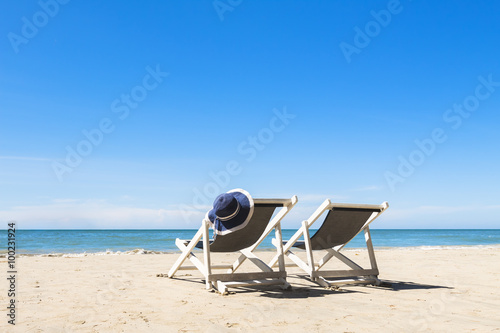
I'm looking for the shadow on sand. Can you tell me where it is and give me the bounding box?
[158,273,453,298]
[374,280,454,291]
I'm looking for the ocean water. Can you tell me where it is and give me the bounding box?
[1,229,500,256]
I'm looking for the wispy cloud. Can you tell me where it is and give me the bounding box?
[0,199,204,229]
[298,194,348,203]
[118,195,135,201]
[379,204,500,228]
[0,156,51,161]
[387,204,500,218]
[51,198,81,203]
[351,185,383,192]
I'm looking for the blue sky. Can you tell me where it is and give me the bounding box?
[1,0,499,229]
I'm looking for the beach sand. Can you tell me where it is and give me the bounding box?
[2,247,499,332]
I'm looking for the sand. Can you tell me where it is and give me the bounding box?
[2,247,499,332]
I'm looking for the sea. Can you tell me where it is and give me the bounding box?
[2,229,500,256]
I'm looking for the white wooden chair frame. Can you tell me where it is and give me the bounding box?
[168,196,298,294]
[269,200,389,288]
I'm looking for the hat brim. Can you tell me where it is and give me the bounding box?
[207,189,254,236]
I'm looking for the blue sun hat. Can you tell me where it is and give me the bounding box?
[206,189,254,236]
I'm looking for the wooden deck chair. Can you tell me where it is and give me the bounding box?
[168,196,298,294]
[269,200,389,288]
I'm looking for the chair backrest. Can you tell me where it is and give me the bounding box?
[296,207,382,250]
[203,203,283,252]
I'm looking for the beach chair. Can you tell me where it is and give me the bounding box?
[168,196,298,294]
[269,200,389,288]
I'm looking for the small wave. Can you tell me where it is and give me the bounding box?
[374,244,500,251]
[60,248,168,257]
[0,248,170,258]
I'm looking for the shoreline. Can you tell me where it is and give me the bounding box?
[2,243,500,257]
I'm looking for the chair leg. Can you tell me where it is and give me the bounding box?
[203,219,212,290]
[364,227,379,272]
[279,278,291,290]
[316,277,331,288]
[217,281,228,295]
[302,221,315,279]
[275,222,286,274]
